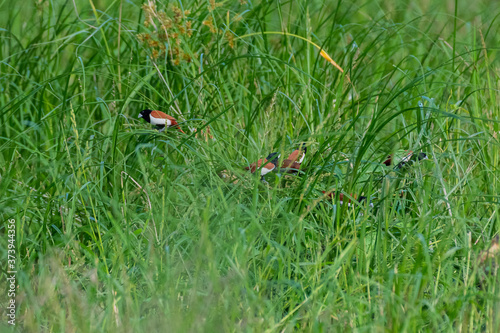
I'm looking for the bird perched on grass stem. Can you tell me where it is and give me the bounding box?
[395,152,427,170]
[138,109,185,133]
[383,150,427,170]
[245,152,280,181]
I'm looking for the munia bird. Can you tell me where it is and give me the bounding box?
[383,150,427,170]
[138,109,185,133]
[280,143,307,173]
[245,152,280,180]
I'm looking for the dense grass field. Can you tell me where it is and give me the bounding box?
[1,0,499,331]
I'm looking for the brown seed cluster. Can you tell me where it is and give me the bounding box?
[226,30,235,49]
[137,1,194,63]
[138,1,244,63]
[195,125,214,142]
[208,0,223,12]
[202,16,217,34]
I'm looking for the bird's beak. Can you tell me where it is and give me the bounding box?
[138,114,143,118]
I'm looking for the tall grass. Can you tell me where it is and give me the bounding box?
[1,0,499,331]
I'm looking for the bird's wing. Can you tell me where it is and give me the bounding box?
[286,150,300,162]
[382,155,392,166]
[280,158,302,173]
[165,114,177,122]
[394,150,415,170]
[263,161,275,169]
[399,150,414,163]
[246,159,265,173]
[245,162,256,173]
[260,162,276,175]
[150,110,169,119]
[150,111,182,130]
[149,110,168,126]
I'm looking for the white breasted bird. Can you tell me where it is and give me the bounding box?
[138,109,185,133]
[245,152,280,180]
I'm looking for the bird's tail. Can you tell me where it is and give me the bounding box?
[176,125,186,134]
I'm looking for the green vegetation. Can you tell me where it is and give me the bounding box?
[1,0,499,331]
